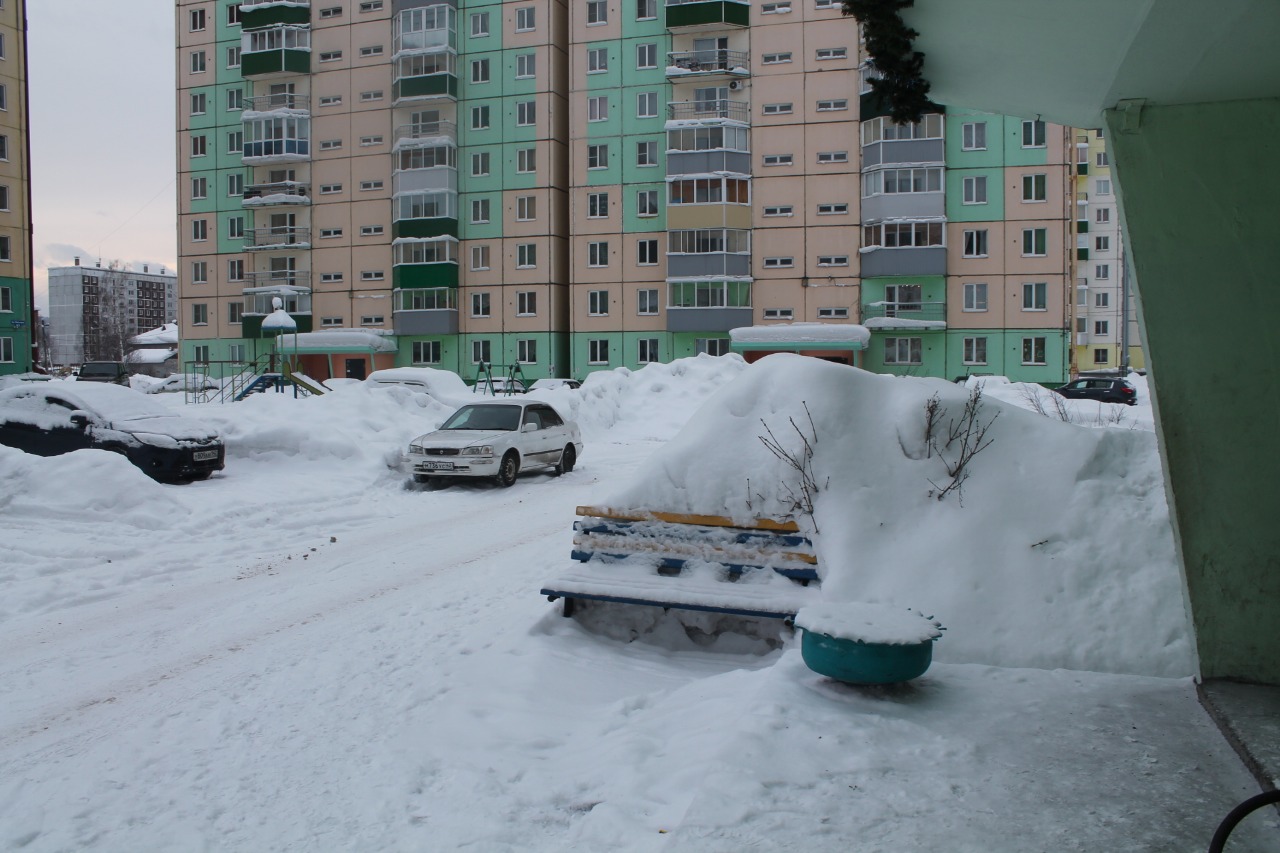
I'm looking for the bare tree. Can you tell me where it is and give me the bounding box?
[82,262,133,363]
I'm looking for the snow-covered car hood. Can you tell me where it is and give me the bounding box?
[107,416,222,444]
[410,428,510,448]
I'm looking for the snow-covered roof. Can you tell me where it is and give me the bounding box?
[125,348,178,365]
[861,317,947,331]
[130,323,179,346]
[273,329,397,353]
[729,322,871,347]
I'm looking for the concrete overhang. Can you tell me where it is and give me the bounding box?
[900,0,1280,128]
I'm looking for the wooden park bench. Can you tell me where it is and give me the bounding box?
[540,506,822,619]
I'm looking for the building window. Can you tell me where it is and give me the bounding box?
[587,144,608,170]
[516,339,537,364]
[193,345,210,363]
[471,11,490,36]
[962,175,987,204]
[359,45,384,57]
[471,245,490,270]
[763,205,793,217]
[414,341,442,364]
[636,91,658,118]
[227,130,243,154]
[763,257,793,269]
[360,225,384,236]
[517,243,537,268]
[192,261,209,284]
[763,103,793,116]
[1022,228,1048,257]
[515,7,535,30]
[359,315,385,326]
[696,338,732,356]
[638,288,659,315]
[817,307,849,319]
[360,90,384,102]
[961,121,987,151]
[319,95,341,107]
[359,1,383,10]
[360,135,384,147]
[1095,263,1111,280]
[760,2,792,13]
[192,304,209,326]
[190,51,206,74]
[1022,119,1047,148]
[588,95,609,122]
[962,229,988,258]
[228,216,244,238]
[191,135,207,157]
[359,180,384,191]
[0,136,7,160]
[320,139,344,151]
[883,337,922,365]
[1022,173,1047,202]
[1097,179,1112,195]
[228,302,244,325]
[471,105,491,129]
[588,192,609,218]
[762,52,792,64]
[319,316,343,327]
[191,177,207,200]
[636,140,657,166]
[817,255,849,267]
[516,147,536,173]
[637,0,657,19]
[471,292,491,317]
[1095,235,1111,252]
[638,338,659,363]
[1096,207,1111,224]
[862,167,942,196]
[816,203,848,215]
[1093,348,1109,365]
[517,291,537,316]
[629,191,656,219]
[1022,336,1047,365]
[189,8,206,30]
[320,183,342,194]
[472,339,492,364]
[471,198,490,224]
[762,154,793,167]
[516,53,536,79]
[963,337,988,365]
[963,282,988,311]
[1095,291,1110,309]
[471,58,490,84]
[816,99,848,111]
[635,238,660,265]
[815,47,847,59]
[588,289,609,314]
[587,47,608,73]
[585,241,610,268]
[816,151,848,164]
[1096,151,1109,167]
[587,0,608,25]
[1022,281,1048,311]
[636,43,657,69]
[192,219,208,241]
[472,152,491,176]
[228,260,244,281]
[588,339,610,364]
[1095,320,1110,336]
[227,47,242,69]
[320,6,343,18]
[360,271,386,282]
[318,51,343,62]
[321,273,344,283]
[516,195,537,221]
[320,228,343,239]
[516,100,536,126]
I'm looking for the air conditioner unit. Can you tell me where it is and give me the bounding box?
[728,80,742,90]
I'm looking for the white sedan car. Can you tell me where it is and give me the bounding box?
[406,400,583,487]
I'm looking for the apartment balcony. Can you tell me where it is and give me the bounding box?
[664,0,749,31]
[394,120,458,149]
[393,287,459,336]
[393,238,459,289]
[243,271,312,292]
[240,281,313,337]
[860,300,947,326]
[240,0,310,30]
[241,25,311,77]
[242,137,310,164]
[666,49,749,80]
[243,181,310,206]
[244,227,311,251]
[244,93,310,114]
[667,99,750,124]
[393,188,458,239]
[393,50,458,103]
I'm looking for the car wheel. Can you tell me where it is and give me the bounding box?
[496,452,519,487]
[554,444,576,476]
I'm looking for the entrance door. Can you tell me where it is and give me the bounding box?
[345,358,367,380]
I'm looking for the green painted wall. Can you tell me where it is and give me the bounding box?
[1105,97,1280,683]
[0,276,33,373]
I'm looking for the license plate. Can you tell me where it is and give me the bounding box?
[193,449,219,461]
[423,461,454,471]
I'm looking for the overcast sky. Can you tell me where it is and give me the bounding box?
[28,0,177,311]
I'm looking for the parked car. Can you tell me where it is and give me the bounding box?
[0,382,226,482]
[144,373,221,395]
[76,361,130,385]
[0,372,52,391]
[1054,377,1137,406]
[365,367,470,399]
[527,378,582,391]
[473,376,526,396]
[405,400,582,487]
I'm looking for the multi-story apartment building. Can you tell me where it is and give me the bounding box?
[177,0,1076,386]
[47,262,179,366]
[0,0,33,376]
[1071,126,1144,374]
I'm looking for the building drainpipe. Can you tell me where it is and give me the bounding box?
[19,0,36,370]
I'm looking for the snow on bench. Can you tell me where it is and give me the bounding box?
[541,506,822,619]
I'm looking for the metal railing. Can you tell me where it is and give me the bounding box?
[245,93,310,112]
[667,49,749,74]
[244,227,311,249]
[861,301,947,322]
[243,270,312,288]
[394,121,458,146]
[668,99,750,123]
[243,182,310,203]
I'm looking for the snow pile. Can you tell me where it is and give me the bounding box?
[600,355,1192,676]
[794,602,943,645]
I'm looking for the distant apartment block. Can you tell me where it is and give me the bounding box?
[47,261,178,366]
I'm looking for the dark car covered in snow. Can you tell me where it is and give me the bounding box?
[0,383,225,482]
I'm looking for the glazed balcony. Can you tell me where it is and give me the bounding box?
[244,93,310,114]
[666,49,749,79]
[240,1,311,30]
[242,115,310,164]
[393,287,459,336]
[393,50,458,103]
[243,181,310,206]
[394,120,458,149]
[241,25,311,77]
[244,226,311,251]
[667,98,749,123]
[664,0,749,31]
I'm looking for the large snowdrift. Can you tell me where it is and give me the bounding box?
[601,355,1193,677]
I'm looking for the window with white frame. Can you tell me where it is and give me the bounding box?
[587,144,608,169]
[471,245,490,270]
[227,216,244,238]
[763,103,793,116]
[588,243,609,268]
[1095,291,1110,308]
[320,183,342,194]
[636,140,657,166]
[962,121,987,150]
[360,225,384,236]
[192,303,209,325]
[318,50,342,61]
[516,147,536,173]
[962,229,988,258]
[360,135,384,146]
[227,130,243,153]
[470,11,490,36]
[193,345,210,363]
[763,154,793,166]
[860,114,944,144]
[1022,228,1048,256]
[320,139,343,151]
[815,47,847,59]
[588,289,609,314]
[319,94,341,107]
[637,239,659,265]
[191,135,207,157]
[638,338,659,363]
[361,271,385,281]
[471,105,490,129]
[517,291,537,316]
[963,336,988,365]
[587,0,607,24]
[1096,207,1111,224]
[516,195,536,221]
[1022,281,1047,311]
[587,47,608,72]
[190,51,206,74]
[763,257,793,268]
[517,339,537,364]
[226,88,244,110]
[359,179,383,191]
[471,292,491,317]
[763,205,793,217]
[471,58,489,83]
[817,255,849,267]
[636,91,657,118]
[1095,263,1110,279]
[191,176,207,199]
[1092,348,1108,365]
[516,100,536,125]
[472,151,491,175]
[517,243,537,268]
[963,282,988,311]
[1096,151,1109,167]
[190,8,206,30]
[472,340,491,364]
[636,0,657,18]
[360,1,383,10]
[321,272,344,283]
[1022,173,1047,202]
[818,307,849,319]
[696,338,732,356]
[228,302,243,325]
[1096,179,1112,195]
[414,341,441,364]
[471,198,490,224]
[515,6,535,30]
[227,46,241,67]
[516,53,536,79]
[816,151,848,164]
[762,52,792,64]
[360,45,384,57]
[637,288,659,315]
[320,316,343,327]
[191,261,208,284]
[962,175,987,204]
[636,43,657,69]
[1022,119,1047,148]
[588,96,608,122]
[319,6,342,18]
[1022,336,1047,365]
[228,4,242,24]
[637,189,658,217]
[817,202,848,215]
[360,90,383,101]
[227,259,244,281]
[761,2,791,13]
[1095,235,1111,252]
[588,192,609,218]
[883,337,922,365]
[588,339,610,364]
[816,99,848,112]
[192,219,208,241]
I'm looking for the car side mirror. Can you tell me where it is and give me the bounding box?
[70,412,90,429]
[522,422,538,432]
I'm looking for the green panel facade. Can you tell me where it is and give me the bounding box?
[664,1,749,30]
[394,217,459,239]
[0,276,33,373]
[945,167,1004,222]
[241,5,311,28]
[394,73,458,101]
[393,264,461,290]
[241,48,310,78]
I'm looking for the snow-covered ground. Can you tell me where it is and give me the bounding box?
[0,357,1271,851]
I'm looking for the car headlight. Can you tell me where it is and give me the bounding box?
[408,445,426,455]
[461,445,493,457]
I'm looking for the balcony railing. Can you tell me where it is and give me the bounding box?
[244,227,311,250]
[243,271,312,289]
[394,121,458,147]
[666,49,749,74]
[245,93,310,112]
[667,99,750,123]
[861,301,947,322]
[243,181,310,205]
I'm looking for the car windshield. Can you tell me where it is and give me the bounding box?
[80,364,120,377]
[440,404,522,431]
